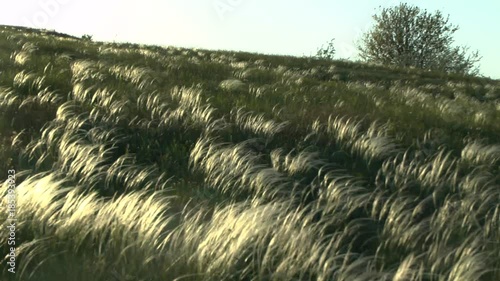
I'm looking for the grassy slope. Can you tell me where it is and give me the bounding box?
[0,25,499,280]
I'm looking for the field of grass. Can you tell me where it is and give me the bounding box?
[0,25,499,281]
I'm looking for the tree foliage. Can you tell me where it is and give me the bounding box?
[82,34,93,41]
[357,3,481,75]
[316,38,336,60]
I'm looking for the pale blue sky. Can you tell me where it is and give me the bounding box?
[1,0,498,79]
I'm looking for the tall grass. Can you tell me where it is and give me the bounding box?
[1,25,499,280]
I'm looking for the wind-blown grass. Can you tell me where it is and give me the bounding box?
[1,25,499,280]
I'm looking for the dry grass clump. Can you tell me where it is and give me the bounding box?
[170,85,203,109]
[232,107,290,140]
[10,42,38,66]
[190,136,292,200]
[108,64,155,90]
[1,173,179,280]
[321,116,401,164]
[71,60,107,83]
[461,140,500,166]
[270,149,326,176]
[0,86,20,109]
[219,79,247,92]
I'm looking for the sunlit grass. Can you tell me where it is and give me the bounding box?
[1,25,499,281]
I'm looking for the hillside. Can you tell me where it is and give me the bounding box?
[0,25,499,281]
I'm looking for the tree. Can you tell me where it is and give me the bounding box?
[316,38,336,60]
[357,3,481,75]
[81,34,93,41]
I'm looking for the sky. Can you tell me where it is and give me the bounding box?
[1,0,499,79]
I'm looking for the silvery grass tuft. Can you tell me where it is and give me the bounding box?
[325,116,402,164]
[189,136,291,199]
[10,42,38,66]
[219,79,247,92]
[170,85,203,109]
[108,64,155,90]
[13,70,38,91]
[232,107,290,141]
[461,140,500,167]
[0,87,20,108]
[104,153,172,192]
[270,148,326,176]
[70,60,104,83]
[1,173,180,280]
